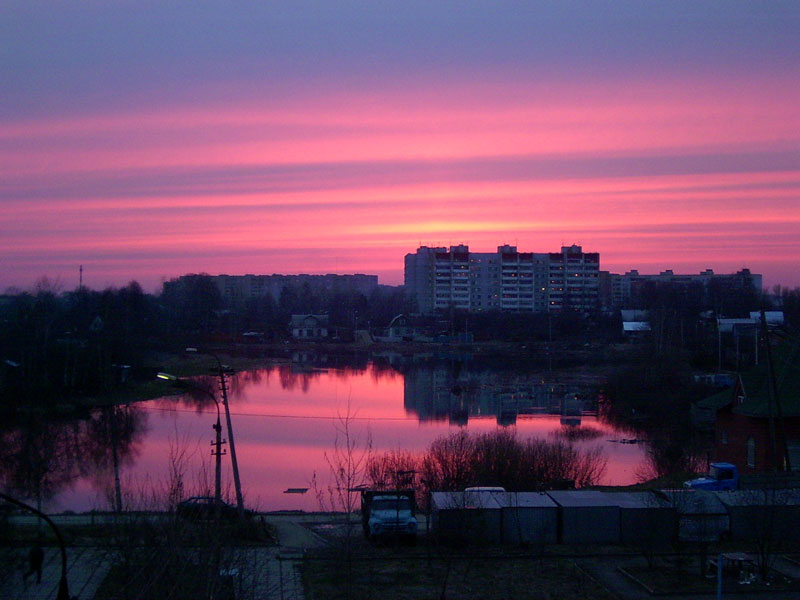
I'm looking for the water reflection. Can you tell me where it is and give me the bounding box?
[598,390,709,482]
[403,366,597,426]
[3,359,659,513]
[0,405,145,511]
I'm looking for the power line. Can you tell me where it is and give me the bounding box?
[139,404,645,427]
[140,405,419,421]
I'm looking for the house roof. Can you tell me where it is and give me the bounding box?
[290,314,329,327]
[697,385,738,413]
[735,344,800,417]
[698,340,800,418]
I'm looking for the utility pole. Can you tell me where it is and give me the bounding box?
[186,348,245,519]
[157,372,226,513]
[217,364,244,518]
[212,415,225,513]
[760,309,790,471]
[110,406,123,513]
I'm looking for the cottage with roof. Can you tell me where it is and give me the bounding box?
[696,340,800,473]
[290,314,329,340]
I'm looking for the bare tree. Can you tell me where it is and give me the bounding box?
[312,398,372,600]
[733,487,789,582]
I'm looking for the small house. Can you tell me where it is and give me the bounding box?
[696,343,800,473]
[290,314,329,340]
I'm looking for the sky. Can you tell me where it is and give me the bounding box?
[1,1,799,292]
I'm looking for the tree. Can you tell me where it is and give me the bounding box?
[313,400,372,599]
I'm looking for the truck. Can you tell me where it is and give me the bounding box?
[360,489,418,542]
[684,462,740,491]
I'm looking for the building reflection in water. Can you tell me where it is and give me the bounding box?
[2,358,656,513]
[403,366,598,427]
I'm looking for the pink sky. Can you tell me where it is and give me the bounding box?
[1,4,798,292]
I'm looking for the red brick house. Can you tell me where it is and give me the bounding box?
[699,343,800,473]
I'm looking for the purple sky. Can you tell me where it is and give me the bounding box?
[2,2,799,292]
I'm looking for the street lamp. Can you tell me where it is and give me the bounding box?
[184,348,245,519]
[156,372,225,513]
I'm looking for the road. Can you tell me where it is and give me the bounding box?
[1,512,331,600]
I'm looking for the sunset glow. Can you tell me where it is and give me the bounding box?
[2,3,799,291]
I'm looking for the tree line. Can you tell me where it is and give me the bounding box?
[2,272,797,409]
[365,430,607,507]
[0,275,409,408]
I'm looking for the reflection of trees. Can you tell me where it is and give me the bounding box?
[218,363,403,395]
[550,425,603,442]
[601,390,709,483]
[226,369,265,399]
[278,365,315,392]
[84,406,146,473]
[599,380,709,483]
[0,419,78,511]
[83,405,147,508]
[602,400,707,483]
[0,407,146,511]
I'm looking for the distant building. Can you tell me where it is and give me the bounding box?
[164,273,378,307]
[290,314,329,340]
[603,268,762,310]
[378,314,441,342]
[404,244,598,314]
[547,244,600,312]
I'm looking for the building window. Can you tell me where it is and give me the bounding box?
[721,430,728,445]
[747,437,756,468]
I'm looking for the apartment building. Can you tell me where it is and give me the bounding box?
[164,273,378,307]
[404,244,598,314]
[604,268,762,309]
[547,245,600,312]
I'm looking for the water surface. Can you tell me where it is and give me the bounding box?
[7,362,650,513]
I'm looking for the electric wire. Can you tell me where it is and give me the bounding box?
[138,404,421,421]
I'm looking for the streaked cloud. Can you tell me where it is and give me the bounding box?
[0,2,798,290]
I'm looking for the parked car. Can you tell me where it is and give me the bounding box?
[176,496,252,521]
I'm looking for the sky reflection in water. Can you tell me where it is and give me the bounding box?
[52,364,648,512]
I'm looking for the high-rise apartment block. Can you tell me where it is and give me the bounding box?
[604,268,762,309]
[404,244,599,314]
[164,273,378,307]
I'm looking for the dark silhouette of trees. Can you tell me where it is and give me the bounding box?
[160,273,222,336]
[0,281,160,408]
[241,294,278,337]
[367,430,607,502]
[772,285,800,329]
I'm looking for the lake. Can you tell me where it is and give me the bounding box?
[4,359,651,513]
